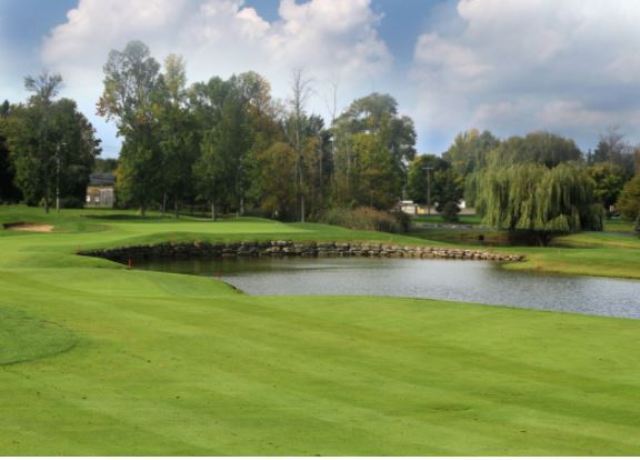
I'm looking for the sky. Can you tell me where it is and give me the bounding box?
[1,0,640,158]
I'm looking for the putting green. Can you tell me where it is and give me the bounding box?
[1,206,639,455]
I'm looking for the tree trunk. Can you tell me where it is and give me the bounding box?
[300,195,305,223]
[162,192,167,215]
[140,205,146,217]
[44,183,50,214]
[210,201,216,221]
[174,198,179,219]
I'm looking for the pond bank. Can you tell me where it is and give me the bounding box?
[80,240,525,263]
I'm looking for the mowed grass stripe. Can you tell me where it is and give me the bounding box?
[1,205,640,454]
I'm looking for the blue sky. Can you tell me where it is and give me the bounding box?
[2,0,640,158]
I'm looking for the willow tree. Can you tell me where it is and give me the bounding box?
[477,163,602,245]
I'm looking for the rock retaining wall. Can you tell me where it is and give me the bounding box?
[80,240,525,263]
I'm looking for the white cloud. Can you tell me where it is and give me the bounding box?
[410,0,640,151]
[41,0,392,155]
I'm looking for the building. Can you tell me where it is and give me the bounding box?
[86,173,115,208]
[397,199,469,216]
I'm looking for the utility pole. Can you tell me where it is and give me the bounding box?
[423,166,433,217]
[55,141,66,213]
[55,143,61,213]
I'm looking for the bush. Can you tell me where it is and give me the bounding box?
[61,196,85,209]
[441,201,460,222]
[321,207,409,233]
[616,175,640,221]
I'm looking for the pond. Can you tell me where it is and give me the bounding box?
[136,257,640,319]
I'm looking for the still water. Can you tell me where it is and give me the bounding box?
[137,257,640,319]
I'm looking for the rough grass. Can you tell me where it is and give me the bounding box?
[1,205,640,455]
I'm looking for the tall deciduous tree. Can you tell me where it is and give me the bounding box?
[6,75,99,210]
[442,129,499,177]
[615,175,640,222]
[98,40,161,215]
[587,162,626,214]
[286,69,313,222]
[252,141,298,219]
[0,100,21,202]
[331,93,416,209]
[487,132,582,168]
[193,92,250,219]
[592,127,635,179]
[157,54,197,217]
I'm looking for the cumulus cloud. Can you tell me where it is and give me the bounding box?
[411,0,640,151]
[41,0,391,154]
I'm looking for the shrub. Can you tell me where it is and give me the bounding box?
[61,196,85,209]
[441,201,460,222]
[616,175,640,221]
[321,207,409,233]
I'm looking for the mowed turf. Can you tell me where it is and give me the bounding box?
[1,206,640,455]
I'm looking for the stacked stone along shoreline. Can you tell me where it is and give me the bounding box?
[80,240,525,263]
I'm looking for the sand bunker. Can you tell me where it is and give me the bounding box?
[3,222,54,232]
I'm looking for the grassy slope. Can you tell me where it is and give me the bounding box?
[1,205,640,455]
[409,214,640,280]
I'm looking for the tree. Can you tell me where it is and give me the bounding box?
[98,40,161,215]
[156,54,198,217]
[592,127,635,179]
[0,100,21,202]
[93,158,118,174]
[252,142,298,219]
[442,129,499,177]
[616,175,640,221]
[477,163,602,245]
[5,75,99,210]
[488,132,582,168]
[587,162,626,214]
[286,69,313,222]
[193,92,251,219]
[331,93,416,208]
[407,155,463,213]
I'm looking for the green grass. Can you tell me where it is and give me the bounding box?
[1,205,640,455]
[413,213,482,225]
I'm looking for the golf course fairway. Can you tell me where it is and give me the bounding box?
[1,206,639,455]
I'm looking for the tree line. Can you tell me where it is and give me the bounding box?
[1,39,639,239]
[95,40,416,220]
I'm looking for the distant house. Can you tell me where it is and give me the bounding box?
[86,173,115,208]
[397,199,469,216]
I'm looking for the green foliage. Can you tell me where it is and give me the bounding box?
[4,82,99,210]
[0,103,21,203]
[441,201,460,222]
[251,141,297,219]
[615,175,640,221]
[488,131,582,168]
[442,129,499,177]
[407,154,463,210]
[332,93,415,209]
[477,163,602,245]
[587,162,626,213]
[194,93,251,218]
[591,128,635,179]
[93,157,118,174]
[321,206,407,233]
[98,41,162,215]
